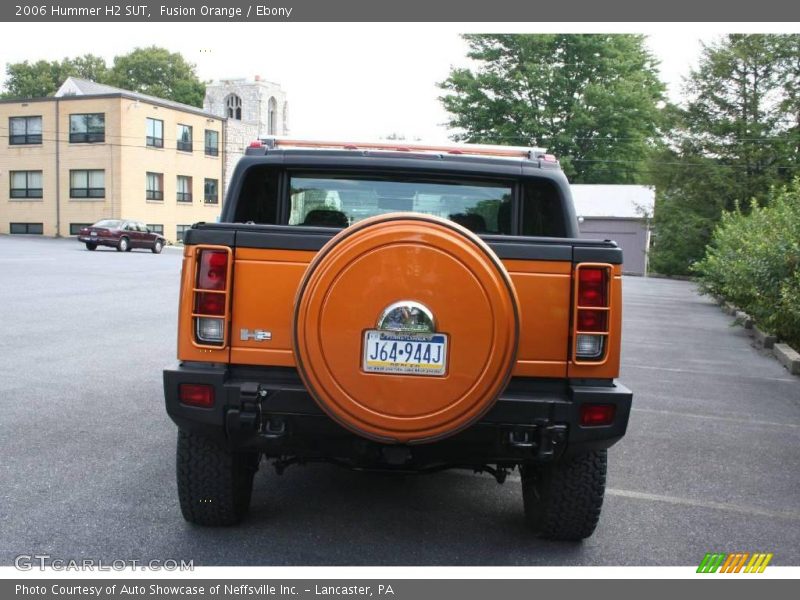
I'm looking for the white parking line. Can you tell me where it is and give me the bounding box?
[624,363,798,383]
[452,472,800,521]
[605,488,800,522]
[631,407,800,429]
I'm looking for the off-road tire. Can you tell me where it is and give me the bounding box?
[520,450,607,541]
[85,242,97,251]
[176,429,260,526]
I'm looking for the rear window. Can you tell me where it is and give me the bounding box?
[93,219,122,228]
[231,166,567,237]
[289,175,511,233]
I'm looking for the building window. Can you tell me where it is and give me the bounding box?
[176,175,192,202]
[9,222,43,235]
[146,172,164,201]
[205,129,219,156]
[9,116,42,145]
[70,170,105,198]
[226,94,242,120]
[268,97,277,135]
[204,178,219,204]
[176,224,191,242]
[147,224,164,235]
[69,223,92,235]
[69,113,105,143]
[177,124,193,152]
[146,118,164,148]
[10,171,43,199]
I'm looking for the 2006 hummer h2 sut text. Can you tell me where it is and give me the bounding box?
[164,138,632,540]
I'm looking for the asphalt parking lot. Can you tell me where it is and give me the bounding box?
[1,235,798,566]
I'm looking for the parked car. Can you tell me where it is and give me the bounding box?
[77,219,165,253]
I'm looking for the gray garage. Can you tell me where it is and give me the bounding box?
[570,185,655,276]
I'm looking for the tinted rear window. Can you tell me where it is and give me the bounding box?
[289,175,511,233]
[521,179,567,237]
[231,166,567,237]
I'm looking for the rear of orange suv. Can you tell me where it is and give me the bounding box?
[164,139,632,540]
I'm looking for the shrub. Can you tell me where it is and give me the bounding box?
[693,179,800,349]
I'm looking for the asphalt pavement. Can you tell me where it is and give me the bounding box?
[0,235,798,566]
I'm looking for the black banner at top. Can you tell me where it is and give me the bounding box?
[1,0,799,22]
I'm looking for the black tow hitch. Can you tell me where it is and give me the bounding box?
[507,421,567,460]
[226,382,265,439]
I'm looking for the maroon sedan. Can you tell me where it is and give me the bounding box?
[77,219,166,253]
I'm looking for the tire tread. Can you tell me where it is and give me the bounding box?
[521,450,607,541]
[176,430,258,526]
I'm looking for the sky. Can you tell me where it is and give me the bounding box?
[0,22,798,142]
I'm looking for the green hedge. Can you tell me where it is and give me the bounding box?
[693,179,800,350]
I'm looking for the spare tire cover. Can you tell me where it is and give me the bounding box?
[293,213,519,444]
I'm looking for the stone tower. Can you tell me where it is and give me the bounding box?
[204,75,289,192]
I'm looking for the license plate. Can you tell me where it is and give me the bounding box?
[363,330,448,376]
[90,232,97,236]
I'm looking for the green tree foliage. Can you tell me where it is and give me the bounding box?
[1,54,108,98]
[2,47,205,107]
[106,46,205,107]
[694,179,800,348]
[439,34,666,183]
[650,34,800,275]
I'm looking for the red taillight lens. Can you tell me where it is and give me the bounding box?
[577,309,607,332]
[195,291,225,316]
[179,383,215,408]
[197,250,228,291]
[578,268,607,307]
[580,403,615,426]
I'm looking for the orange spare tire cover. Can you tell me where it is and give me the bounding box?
[293,213,519,444]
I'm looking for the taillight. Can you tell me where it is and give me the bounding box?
[580,403,615,426]
[194,291,225,315]
[574,264,611,362]
[192,246,231,347]
[197,250,229,291]
[179,383,215,408]
[578,268,607,306]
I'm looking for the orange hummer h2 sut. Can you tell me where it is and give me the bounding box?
[164,138,633,540]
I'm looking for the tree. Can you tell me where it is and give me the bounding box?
[438,34,666,183]
[650,34,800,275]
[2,47,206,107]
[1,54,108,98]
[106,46,205,107]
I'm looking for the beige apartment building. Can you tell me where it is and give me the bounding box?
[0,78,224,242]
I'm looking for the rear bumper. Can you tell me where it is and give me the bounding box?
[78,236,114,245]
[164,363,632,468]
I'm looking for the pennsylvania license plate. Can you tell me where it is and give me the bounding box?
[362,330,448,376]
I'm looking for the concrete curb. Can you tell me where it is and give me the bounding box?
[735,310,754,329]
[773,343,800,375]
[752,326,778,349]
[713,296,798,376]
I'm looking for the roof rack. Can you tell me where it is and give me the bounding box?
[249,136,555,162]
